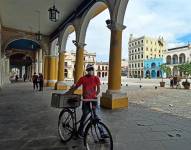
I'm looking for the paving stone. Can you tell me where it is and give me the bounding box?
[1,82,191,150]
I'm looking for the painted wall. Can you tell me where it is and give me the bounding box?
[144,58,165,78]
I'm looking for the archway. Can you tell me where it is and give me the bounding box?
[157,70,161,78]
[146,70,150,78]
[151,70,156,78]
[151,62,156,68]
[5,39,40,81]
[179,53,186,64]
[166,55,171,64]
[172,54,178,64]
[81,1,110,83]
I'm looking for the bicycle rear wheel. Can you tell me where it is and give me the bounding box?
[58,108,74,142]
[84,121,113,150]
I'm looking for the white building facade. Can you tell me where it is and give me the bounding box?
[164,44,191,76]
[64,50,96,80]
[96,62,109,78]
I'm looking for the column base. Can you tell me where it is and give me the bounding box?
[44,80,48,87]
[47,80,57,87]
[100,91,128,109]
[55,82,70,90]
[74,89,83,95]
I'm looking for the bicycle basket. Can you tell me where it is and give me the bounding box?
[51,93,81,108]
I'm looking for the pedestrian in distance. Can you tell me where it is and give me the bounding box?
[32,72,38,91]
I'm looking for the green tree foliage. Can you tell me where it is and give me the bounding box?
[160,64,171,78]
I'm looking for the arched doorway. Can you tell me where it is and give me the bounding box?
[5,39,40,81]
[9,53,33,80]
[157,70,161,78]
[166,55,171,64]
[172,54,178,64]
[151,70,156,78]
[179,53,186,64]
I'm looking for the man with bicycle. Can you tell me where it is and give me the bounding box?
[66,64,108,138]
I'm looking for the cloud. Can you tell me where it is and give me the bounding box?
[67,0,191,61]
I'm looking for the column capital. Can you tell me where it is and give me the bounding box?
[59,51,66,54]
[72,40,86,48]
[106,20,126,31]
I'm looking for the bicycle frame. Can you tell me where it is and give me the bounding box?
[67,101,98,136]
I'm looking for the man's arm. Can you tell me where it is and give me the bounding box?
[65,84,78,94]
[65,77,83,94]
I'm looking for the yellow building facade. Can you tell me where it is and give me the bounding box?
[128,35,166,78]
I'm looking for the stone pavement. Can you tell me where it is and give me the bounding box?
[1,82,191,150]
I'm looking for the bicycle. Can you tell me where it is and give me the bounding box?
[57,96,113,150]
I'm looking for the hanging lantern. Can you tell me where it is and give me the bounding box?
[48,5,60,22]
[36,31,42,41]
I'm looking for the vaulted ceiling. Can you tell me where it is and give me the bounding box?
[0,0,84,35]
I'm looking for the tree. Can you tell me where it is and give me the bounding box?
[160,64,171,82]
[177,62,191,80]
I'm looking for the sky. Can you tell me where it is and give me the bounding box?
[66,0,191,62]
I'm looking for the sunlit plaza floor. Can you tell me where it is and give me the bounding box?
[1,80,191,150]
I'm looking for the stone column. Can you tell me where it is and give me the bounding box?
[55,52,69,90]
[74,42,86,83]
[38,49,43,74]
[100,22,128,109]
[43,56,48,86]
[35,51,39,74]
[46,56,58,87]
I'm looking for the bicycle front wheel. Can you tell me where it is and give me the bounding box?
[58,108,74,142]
[84,121,113,150]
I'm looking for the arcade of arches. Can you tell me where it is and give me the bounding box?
[0,0,129,109]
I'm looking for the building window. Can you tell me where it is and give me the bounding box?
[135,42,137,45]
[138,41,140,44]
[141,40,143,43]
[141,47,143,51]
[146,47,148,51]
[135,55,137,59]
[146,56,148,59]
[151,48,152,51]
[138,55,140,59]
[138,63,140,67]
[65,62,68,67]
[141,54,143,58]
[138,48,140,51]
[132,64,134,68]
[141,63,143,67]
[135,64,137,68]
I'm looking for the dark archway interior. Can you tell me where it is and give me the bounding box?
[7,39,40,80]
